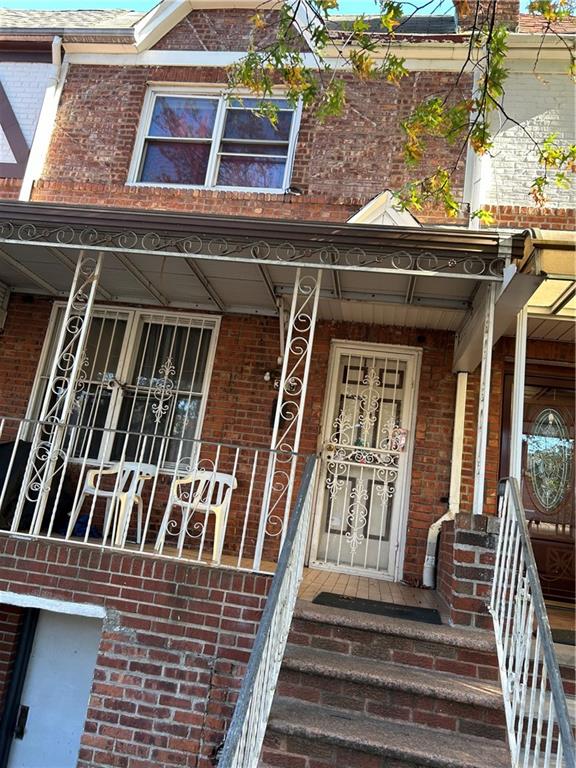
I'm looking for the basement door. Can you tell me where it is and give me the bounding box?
[7,611,101,768]
[309,343,421,580]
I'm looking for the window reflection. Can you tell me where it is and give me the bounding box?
[137,93,296,190]
[525,408,574,512]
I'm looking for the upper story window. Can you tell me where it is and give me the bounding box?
[129,89,301,192]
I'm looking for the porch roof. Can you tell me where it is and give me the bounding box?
[0,200,541,340]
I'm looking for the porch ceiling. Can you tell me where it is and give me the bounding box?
[0,199,532,334]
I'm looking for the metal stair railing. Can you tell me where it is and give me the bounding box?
[217,455,318,768]
[490,477,575,768]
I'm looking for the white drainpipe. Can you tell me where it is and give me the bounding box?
[422,370,468,587]
[19,35,64,202]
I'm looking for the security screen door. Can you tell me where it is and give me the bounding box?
[310,343,420,580]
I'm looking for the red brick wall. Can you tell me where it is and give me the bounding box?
[436,512,499,629]
[436,519,454,614]
[32,64,470,220]
[457,0,520,31]
[486,205,576,231]
[0,179,22,200]
[152,9,289,51]
[0,294,54,419]
[0,294,572,583]
[0,603,23,718]
[0,536,271,768]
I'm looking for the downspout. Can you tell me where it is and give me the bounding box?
[19,35,64,202]
[422,370,468,587]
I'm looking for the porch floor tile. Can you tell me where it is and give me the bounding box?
[298,567,440,610]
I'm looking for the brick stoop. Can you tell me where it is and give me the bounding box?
[260,600,511,768]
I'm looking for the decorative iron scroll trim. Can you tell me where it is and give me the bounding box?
[0,219,506,279]
[151,356,176,425]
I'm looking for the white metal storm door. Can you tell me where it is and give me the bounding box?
[310,343,421,579]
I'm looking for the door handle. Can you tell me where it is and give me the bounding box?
[14,704,29,739]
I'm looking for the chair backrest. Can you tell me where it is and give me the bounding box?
[174,470,237,508]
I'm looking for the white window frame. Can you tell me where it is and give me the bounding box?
[127,84,303,194]
[26,304,221,467]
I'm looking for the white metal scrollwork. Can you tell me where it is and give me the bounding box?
[12,251,102,535]
[253,269,322,570]
[151,356,176,425]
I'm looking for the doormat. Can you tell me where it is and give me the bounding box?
[312,592,442,625]
[551,628,575,647]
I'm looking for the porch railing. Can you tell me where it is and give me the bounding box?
[217,455,317,768]
[0,415,309,573]
[490,477,575,768]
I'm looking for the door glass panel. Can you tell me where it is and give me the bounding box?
[526,408,573,512]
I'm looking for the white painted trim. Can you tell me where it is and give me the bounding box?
[449,370,468,517]
[472,282,496,516]
[0,590,106,618]
[127,84,302,193]
[348,190,421,227]
[65,49,473,73]
[509,307,528,478]
[308,339,422,582]
[19,58,68,202]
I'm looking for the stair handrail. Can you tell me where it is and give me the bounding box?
[490,477,575,768]
[217,454,318,768]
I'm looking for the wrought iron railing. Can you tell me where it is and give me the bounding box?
[490,478,575,768]
[217,455,317,768]
[0,415,308,573]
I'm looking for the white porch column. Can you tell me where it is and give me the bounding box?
[509,307,528,478]
[449,371,469,516]
[253,268,322,570]
[13,251,103,534]
[472,282,496,516]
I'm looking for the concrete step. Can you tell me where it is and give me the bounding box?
[289,599,500,682]
[290,600,576,695]
[262,697,512,768]
[278,643,507,740]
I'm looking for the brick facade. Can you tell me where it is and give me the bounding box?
[34,64,470,217]
[0,603,22,718]
[457,0,520,31]
[152,9,288,52]
[437,513,500,629]
[0,536,270,768]
[0,293,460,585]
[0,289,573,583]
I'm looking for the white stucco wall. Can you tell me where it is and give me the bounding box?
[0,62,52,164]
[483,72,575,209]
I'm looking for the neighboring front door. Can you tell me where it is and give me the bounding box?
[502,371,575,602]
[310,342,421,580]
[7,611,101,768]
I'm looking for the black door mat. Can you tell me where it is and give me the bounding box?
[551,629,575,646]
[311,592,442,625]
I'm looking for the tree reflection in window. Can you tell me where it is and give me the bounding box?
[525,408,574,512]
[137,93,295,190]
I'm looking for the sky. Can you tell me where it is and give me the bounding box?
[0,0,534,15]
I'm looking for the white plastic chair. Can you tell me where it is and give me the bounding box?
[155,469,237,563]
[68,461,157,546]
